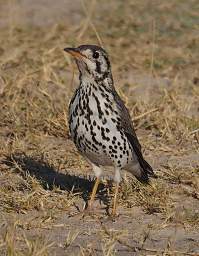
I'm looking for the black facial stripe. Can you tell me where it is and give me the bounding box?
[104,55,110,69]
[102,71,109,79]
[77,59,91,75]
[95,55,110,74]
[96,60,101,74]
[85,64,91,74]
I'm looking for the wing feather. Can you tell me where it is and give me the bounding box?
[113,90,157,179]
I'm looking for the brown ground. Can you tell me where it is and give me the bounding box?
[0,0,199,255]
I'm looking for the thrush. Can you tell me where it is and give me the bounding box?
[64,45,156,216]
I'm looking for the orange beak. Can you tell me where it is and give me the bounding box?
[64,47,85,59]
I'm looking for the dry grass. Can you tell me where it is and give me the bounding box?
[0,0,199,255]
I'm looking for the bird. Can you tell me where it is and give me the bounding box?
[64,45,156,216]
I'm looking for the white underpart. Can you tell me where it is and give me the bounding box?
[69,79,134,168]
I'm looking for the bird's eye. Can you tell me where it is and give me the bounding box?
[93,51,99,59]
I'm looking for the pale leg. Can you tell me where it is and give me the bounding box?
[88,164,103,209]
[112,182,119,216]
[112,168,121,216]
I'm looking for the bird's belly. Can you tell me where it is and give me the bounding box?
[69,109,134,168]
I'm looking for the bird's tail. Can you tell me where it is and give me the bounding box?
[136,157,157,184]
[125,132,157,184]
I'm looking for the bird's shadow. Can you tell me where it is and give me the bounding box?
[4,153,112,213]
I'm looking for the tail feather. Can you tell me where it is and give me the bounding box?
[137,158,157,184]
[125,132,157,183]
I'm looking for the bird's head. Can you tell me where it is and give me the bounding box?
[64,45,112,82]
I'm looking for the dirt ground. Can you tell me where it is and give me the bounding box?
[0,0,199,255]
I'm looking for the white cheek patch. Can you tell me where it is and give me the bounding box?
[82,49,97,72]
[85,59,96,72]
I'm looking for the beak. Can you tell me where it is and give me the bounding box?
[64,47,85,59]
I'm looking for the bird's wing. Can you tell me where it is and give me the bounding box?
[113,90,156,178]
[113,90,141,149]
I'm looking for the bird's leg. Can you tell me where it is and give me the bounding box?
[111,168,121,217]
[111,182,119,216]
[88,177,100,209]
[87,164,102,211]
